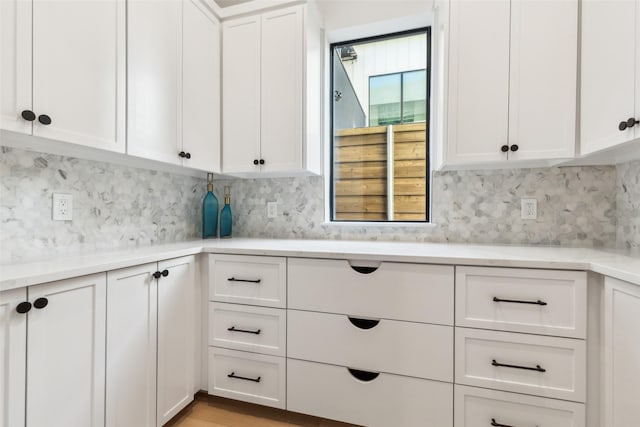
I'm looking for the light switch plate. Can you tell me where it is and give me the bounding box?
[521,198,537,220]
[53,193,73,221]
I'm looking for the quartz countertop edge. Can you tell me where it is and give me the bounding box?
[2,238,640,292]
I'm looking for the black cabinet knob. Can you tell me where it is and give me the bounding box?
[259,159,265,165]
[33,297,48,309]
[619,117,639,131]
[510,144,519,152]
[185,152,191,159]
[253,159,259,165]
[21,110,36,122]
[37,115,51,125]
[179,151,186,158]
[153,271,162,279]
[161,269,169,277]
[501,145,509,152]
[16,301,32,314]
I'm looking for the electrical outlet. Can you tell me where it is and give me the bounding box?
[267,202,277,218]
[521,198,537,220]
[53,193,73,221]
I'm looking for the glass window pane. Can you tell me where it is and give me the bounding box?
[369,74,401,126]
[402,70,427,123]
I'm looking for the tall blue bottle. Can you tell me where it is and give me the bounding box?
[220,186,232,238]
[202,173,218,238]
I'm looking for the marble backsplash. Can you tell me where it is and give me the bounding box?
[617,159,640,251]
[213,166,618,247]
[0,146,206,263]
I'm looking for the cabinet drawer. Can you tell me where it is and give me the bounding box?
[207,347,285,409]
[209,254,286,308]
[288,309,452,382]
[287,359,453,427]
[288,258,453,324]
[455,385,585,427]
[209,302,286,357]
[455,328,586,402]
[456,267,587,338]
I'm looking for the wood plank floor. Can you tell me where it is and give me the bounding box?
[167,394,359,427]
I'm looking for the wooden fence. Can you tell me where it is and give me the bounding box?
[333,122,427,221]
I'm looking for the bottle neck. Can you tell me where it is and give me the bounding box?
[224,196,230,205]
[207,183,213,192]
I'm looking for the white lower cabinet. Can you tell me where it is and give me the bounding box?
[454,385,585,427]
[27,273,107,427]
[288,358,453,427]
[0,288,27,427]
[208,347,286,409]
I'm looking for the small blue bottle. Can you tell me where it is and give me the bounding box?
[202,173,218,238]
[220,186,232,238]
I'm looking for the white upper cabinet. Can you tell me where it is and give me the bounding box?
[222,4,322,176]
[445,0,577,168]
[128,0,221,172]
[0,0,125,152]
[581,0,639,155]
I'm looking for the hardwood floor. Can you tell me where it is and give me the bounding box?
[167,394,359,427]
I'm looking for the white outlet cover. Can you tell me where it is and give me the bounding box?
[520,198,537,220]
[53,193,73,221]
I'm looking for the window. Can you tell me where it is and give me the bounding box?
[330,28,431,222]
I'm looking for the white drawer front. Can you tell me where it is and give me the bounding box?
[288,309,453,382]
[208,347,285,409]
[209,302,286,357]
[288,258,454,324]
[209,254,286,308]
[455,328,586,402]
[287,359,453,427]
[455,385,585,427]
[456,267,587,338]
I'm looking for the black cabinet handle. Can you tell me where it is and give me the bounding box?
[227,277,261,284]
[619,117,639,131]
[153,271,162,279]
[253,159,259,165]
[38,115,51,125]
[347,368,380,382]
[161,269,169,277]
[16,301,32,314]
[259,159,265,165]
[227,372,261,383]
[510,144,519,152]
[21,110,36,122]
[493,296,547,306]
[227,326,261,335]
[491,419,515,427]
[350,265,378,274]
[348,317,380,330]
[185,152,191,159]
[492,359,546,372]
[33,297,48,309]
[179,151,187,158]
[501,145,509,152]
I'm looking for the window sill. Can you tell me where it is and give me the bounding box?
[324,221,437,228]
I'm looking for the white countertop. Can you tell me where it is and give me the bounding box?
[2,238,640,291]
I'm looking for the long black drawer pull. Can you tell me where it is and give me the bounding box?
[350,265,378,274]
[227,372,261,383]
[492,359,546,373]
[227,277,261,284]
[227,326,261,335]
[493,297,547,306]
[491,419,515,427]
[347,368,380,382]
[348,317,380,330]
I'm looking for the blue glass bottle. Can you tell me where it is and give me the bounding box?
[220,186,232,238]
[202,173,218,238]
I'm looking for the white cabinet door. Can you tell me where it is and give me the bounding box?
[31,0,125,152]
[0,0,32,135]
[0,288,27,427]
[581,0,638,155]
[222,15,261,174]
[446,0,510,165]
[182,0,221,172]
[260,6,303,173]
[128,0,182,165]
[106,264,158,427]
[603,277,640,427]
[26,273,106,427]
[508,0,577,161]
[157,256,195,426]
